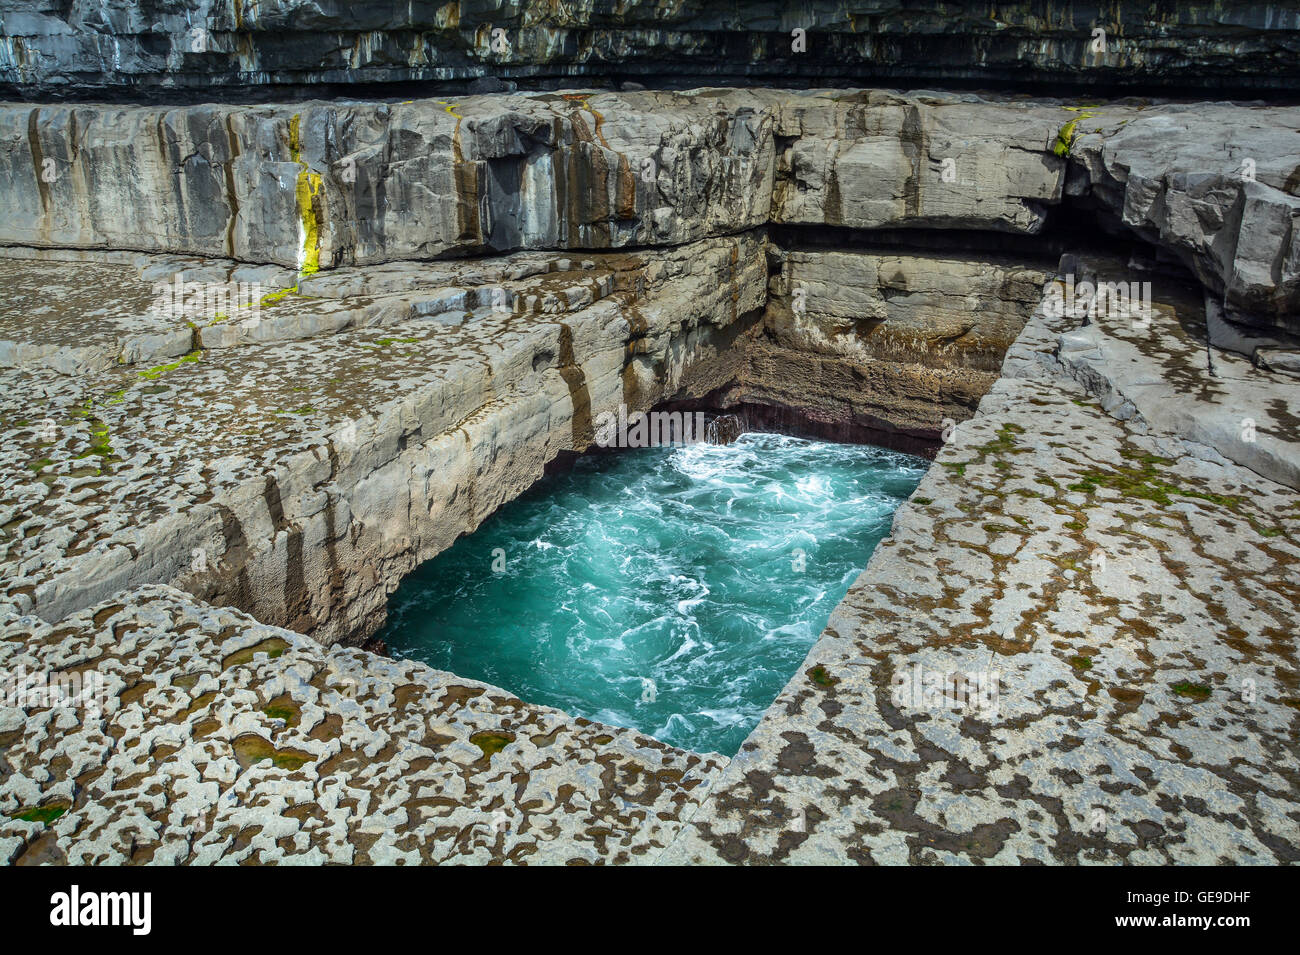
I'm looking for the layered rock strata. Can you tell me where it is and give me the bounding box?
[3,89,1296,334]
[4,2,1300,97]
[730,247,1052,441]
[0,232,767,646]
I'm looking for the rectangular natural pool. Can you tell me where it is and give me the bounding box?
[378,432,929,755]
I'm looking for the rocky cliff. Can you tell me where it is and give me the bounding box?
[3,86,1297,645]
[4,89,1297,332]
[4,1,1300,99]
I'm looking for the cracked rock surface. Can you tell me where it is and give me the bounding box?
[0,586,725,865]
[0,232,768,644]
[3,251,1294,865]
[662,263,1300,865]
[0,78,1297,865]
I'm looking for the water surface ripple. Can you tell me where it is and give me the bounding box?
[382,433,928,755]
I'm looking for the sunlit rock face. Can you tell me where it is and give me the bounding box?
[3,89,1298,333]
[4,1,1300,97]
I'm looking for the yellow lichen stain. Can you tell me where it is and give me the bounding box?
[296,167,323,276]
[562,93,610,148]
[436,100,482,243]
[288,113,323,276]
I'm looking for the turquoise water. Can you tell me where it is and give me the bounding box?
[381,433,928,755]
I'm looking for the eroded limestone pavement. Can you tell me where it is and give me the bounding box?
[0,84,1297,864]
[665,269,1300,864]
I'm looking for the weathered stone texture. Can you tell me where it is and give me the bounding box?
[4,1,1300,96]
[1,93,775,268]
[1067,102,1300,334]
[0,57,1296,865]
[0,232,768,646]
[3,90,1296,333]
[0,586,725,865]
[731,247,1050,439]
[662,262,1300,865]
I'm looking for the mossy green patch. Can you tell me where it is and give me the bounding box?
[470,731,514,761]
[808,664,839,687]
[9,802,68,825]
[1069,655,1092,671]
[1053,106,1100,157]
[1067,451,1261,520]
[232,734,313,771]
[289,113,323,277]
[260,285,299,307]
[1171,681,1212,701]
[138,349,202,381]
[977,422,1026,457]
[261,694,302,728]
[296,169,323,276]
[1053,118,1081,157]
[75,418,112,460]
[983,522,1019,535]
[221,637,290,670]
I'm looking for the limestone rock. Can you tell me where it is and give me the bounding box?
[1068,103,1300,334]
[3,89,1297,336]
[4,2,1299,97]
